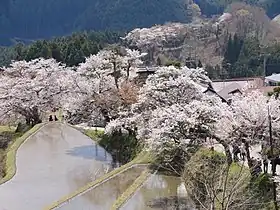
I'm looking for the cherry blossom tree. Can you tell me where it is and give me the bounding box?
[0,58,72,125]
[123,23,188,50]
[105,66,230,170]
[216,91,280,166]
[62,48,145,125]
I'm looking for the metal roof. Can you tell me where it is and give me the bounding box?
[265,74,280,82]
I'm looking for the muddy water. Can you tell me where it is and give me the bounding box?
[121,174,195,210]
[56,165,146,210]
[0,123,112,210]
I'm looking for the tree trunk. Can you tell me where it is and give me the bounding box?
[126,63,131,81]
[244,141,252,168]
[113,61,119,89]
[100,108,110,123]
[223,142,233,165]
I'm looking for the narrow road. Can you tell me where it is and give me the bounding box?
[211,142,280,174]
[0,123,112,210]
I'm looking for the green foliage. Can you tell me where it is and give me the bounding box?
[195,0,279,18]
[268,87,280,99]
[0,30,123,67]
[249,173,273,197]
[84,129,104,139]
[183,148,274,210]
[98,131,141,164]
[219,35,269,79]
[0,123,42,181]
[165,60,181,68]
[206,64,222,79]
[154,142,199,176]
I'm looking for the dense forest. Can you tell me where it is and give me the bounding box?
[2,29,280,80]
[2,0,280,79]
[0,31,123,67]
[195,0,280,17]
[206,35,280,79]
[1,0,280,46]
[0,0,193,45]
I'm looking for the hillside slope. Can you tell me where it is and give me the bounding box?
[1,0,280,46]
[0,0,193,45]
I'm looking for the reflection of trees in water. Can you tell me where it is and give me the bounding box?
[138,175,195,209]
[147,196,193,210]
[70,167,144,207]
[142,175,180,198]
[70,164,110,188]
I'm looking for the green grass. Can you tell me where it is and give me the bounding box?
[0,126,15,133]
[111,169,150,210]
[84,129,104,140]
[45,151,154,210]
[0,125,23,178]
[0,123,46,185]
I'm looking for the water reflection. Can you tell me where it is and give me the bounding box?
[121,174,195,210]
[0,123,114,210]
[57,165,146,210]
[68,164,112,189]
[66,144,112,162]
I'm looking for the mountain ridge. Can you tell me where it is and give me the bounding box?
[1,0,280,46]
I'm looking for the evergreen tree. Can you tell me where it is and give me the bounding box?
[197,60,203,68]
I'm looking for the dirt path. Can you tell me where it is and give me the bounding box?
[0,123,112,210]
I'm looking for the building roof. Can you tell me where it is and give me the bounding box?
[212,77,264,93]
[217,82,242,100]
[265,74,280,83]
[212,81,245,92]
[203,86,227,103]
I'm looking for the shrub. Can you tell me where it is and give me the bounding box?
[99,131,141,164]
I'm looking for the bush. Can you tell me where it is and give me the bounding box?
[165,60,181,68]
[98,131,141,164]
[249,173,273,198]
[0,132,13,149]
[153,142,199,176]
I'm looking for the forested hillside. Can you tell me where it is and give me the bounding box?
[195,0,280,17]
[2,0,280,46]
[0,0,194,45]
[0,31,123,66]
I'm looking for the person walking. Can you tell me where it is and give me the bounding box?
[49,115,53,122]
[233,143,240,162]
[240,143,246,161]
[54,115,58,121]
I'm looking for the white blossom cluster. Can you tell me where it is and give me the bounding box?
[105,66,225,151]
[123,23,188,48]
[0,45,280,156]
[60,48,146,122]
[105,65,280,153]
[0,47,145,124]
[0,58,73,123]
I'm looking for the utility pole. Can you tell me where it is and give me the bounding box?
[263,55,267,77]
[268,106,274,175]
[268,105,279,210]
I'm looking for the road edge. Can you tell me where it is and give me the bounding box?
[45,151,153,210]
[0,122,47,185]
[111,169,151,210]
